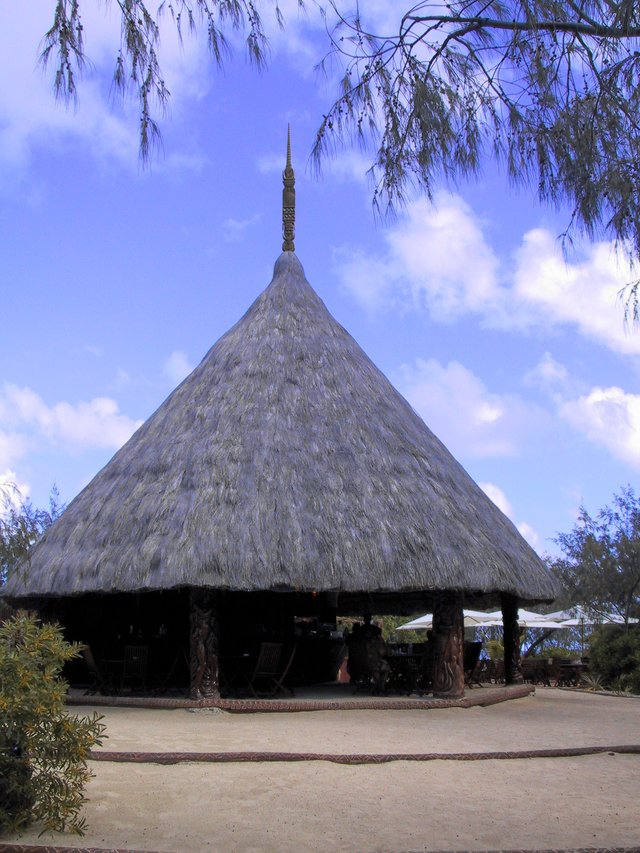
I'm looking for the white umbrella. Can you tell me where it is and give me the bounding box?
[551,605,638,626]
[544,606,637,654]
[490,609,569,629]
[482,617,566,629]
[397,609,501,631]
[398,608,567,631]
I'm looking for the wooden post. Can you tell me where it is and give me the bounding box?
[502,593,523,685]
[432,591,465,699]
[189,588,220,699]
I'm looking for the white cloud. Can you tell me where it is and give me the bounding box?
[0,0,326,172]
[222,214,261,242]
[559,386,640,469]
[336,192,640,355]
[0,429,28,471]
[479,482,513,516]
[397,358,549,459]
[520,355,640,470]
[0,4,214,171]
[0,470,31,514]
[478,483,540,550]
[516,521,541,551]
[324,150,372,184]
[262,0,327,68]
[479,482,541,549]
[163,351,195,385]
[337,195,504,321]
[388,196,502,320]
[0,6,134,169]
[513,230,640,355]
[523,352,570,393]
[0,384,142,451]
[334,246,398,314]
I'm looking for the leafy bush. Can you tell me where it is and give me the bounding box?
[588,624,640,694]
[0,612,105,835]
[486,639,504,660]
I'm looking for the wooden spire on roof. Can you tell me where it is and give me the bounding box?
[282,125,295,252]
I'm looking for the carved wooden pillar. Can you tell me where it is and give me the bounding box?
[432,591,465,699]
[189,588,220,700]
[501,593,523,685]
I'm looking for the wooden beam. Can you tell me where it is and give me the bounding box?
[501,593,523,685]
[189,589,220,699]
[432,591,464,699]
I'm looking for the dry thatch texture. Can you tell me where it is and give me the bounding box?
[5,253,559,602]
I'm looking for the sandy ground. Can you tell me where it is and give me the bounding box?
[4,689,640,852]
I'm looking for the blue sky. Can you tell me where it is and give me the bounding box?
[1,2,638,559]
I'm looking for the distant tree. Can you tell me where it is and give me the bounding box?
[375,613,425,644]
[40,1,640,312]
[588,622,640,692]
[551,486,640,626]
[0,486,64,587]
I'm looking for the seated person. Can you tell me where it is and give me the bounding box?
[347,616,390,692]
[364,630,390,694]
[346,622,367,686]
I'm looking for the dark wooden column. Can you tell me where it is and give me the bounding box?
[501,593,523,685]
[189,588,220,700]
[432,590,465,699]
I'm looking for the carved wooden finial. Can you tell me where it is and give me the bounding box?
[282,125,295,252]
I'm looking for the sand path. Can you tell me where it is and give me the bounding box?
[3,689,639,852]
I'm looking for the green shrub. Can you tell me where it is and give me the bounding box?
[0,612,105,835]
[588,624,640,694]
[486,638,504,660]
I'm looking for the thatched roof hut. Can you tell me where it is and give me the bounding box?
[4,250,558,609]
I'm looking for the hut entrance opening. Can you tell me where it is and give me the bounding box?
[39,587,524,701]
[51,588,349,698]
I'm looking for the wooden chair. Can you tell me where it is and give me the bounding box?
[81,646,114,695]
[483,658,504,683]
[246,642,296,698]
[463,641,483,687]
[121,645,149,692]
[521,657,537,684]
[347,640,370,691]
[271,645,296,697]
[415,645,434,695]
[473,658,492,684]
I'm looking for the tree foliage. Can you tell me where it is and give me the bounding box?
[41,0,286,161]
[588,623,640,692]
[552,485,640,625]
[0,486,64,586]
[0,613,105,835]
[39,2,640,311]
[316,0,640,311]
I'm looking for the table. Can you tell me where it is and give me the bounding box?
[387,653,426,694]
[556,661,584,687]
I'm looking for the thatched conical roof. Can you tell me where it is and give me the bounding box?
[4,252,559,603]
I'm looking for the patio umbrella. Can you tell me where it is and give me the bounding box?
[397,609,502,631]
[549,606,638,626]
[481,618,566,629]
[480,609,569,629]
[398,608,566,631]
[551,607,638,653]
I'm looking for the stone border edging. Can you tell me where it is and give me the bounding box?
[87,743,640,766]
[1,844,639,853]
[0,848,167,853]
[66,683,533,712]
